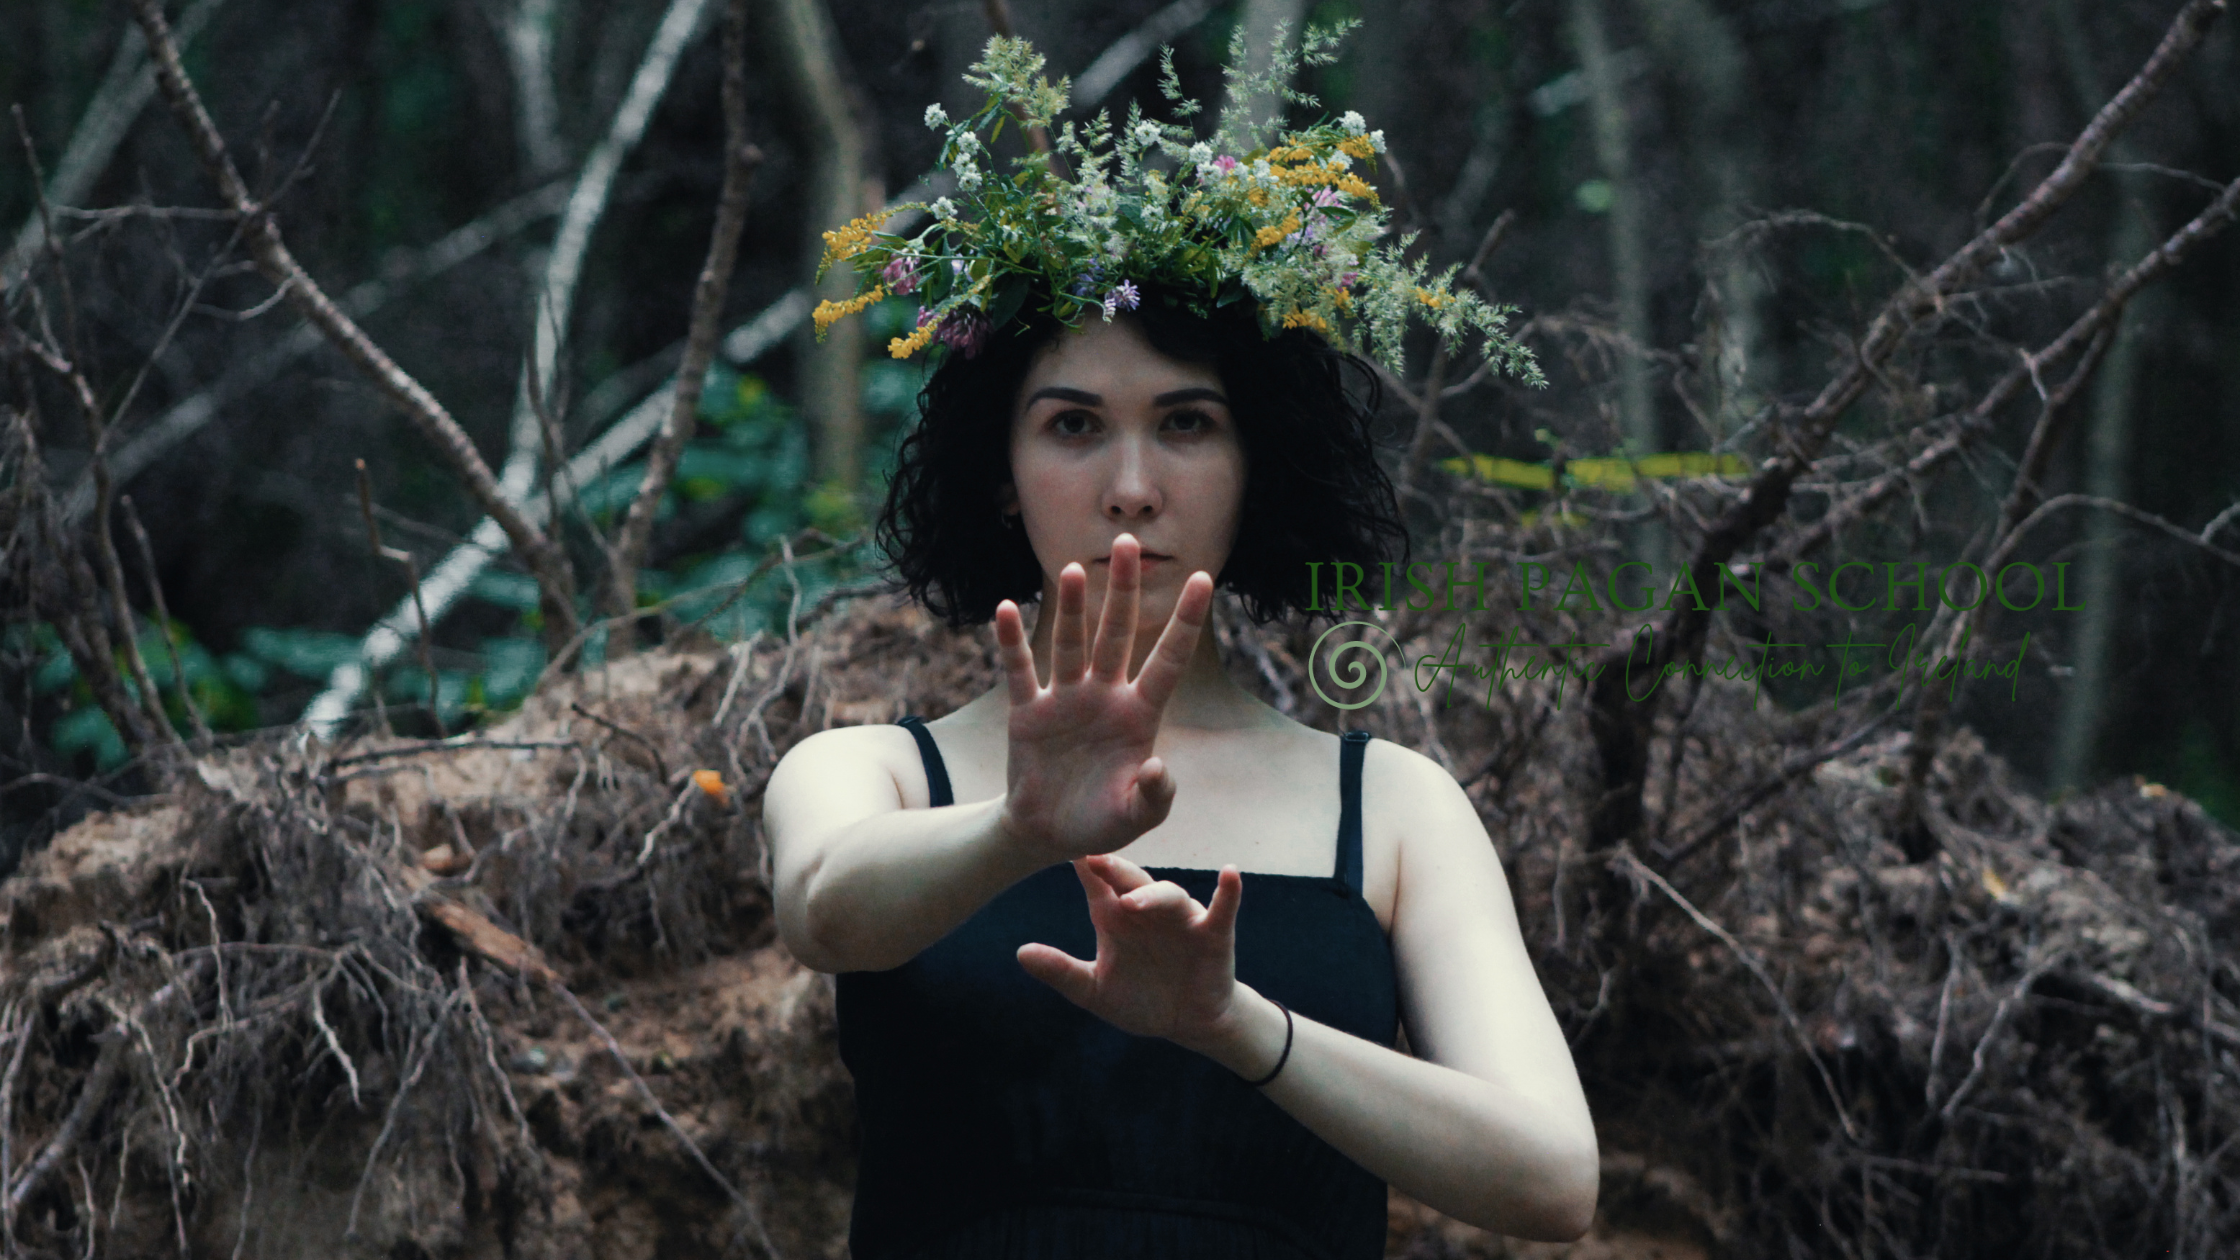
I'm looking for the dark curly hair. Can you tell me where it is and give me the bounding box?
[876,285,1409,628]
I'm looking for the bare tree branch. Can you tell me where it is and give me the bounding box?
[1582,0,2229,850]
[2,0,230,293]
[124,0,583,652]
[299,288,815,734]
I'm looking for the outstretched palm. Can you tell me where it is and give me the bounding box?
[995,534,1212,862]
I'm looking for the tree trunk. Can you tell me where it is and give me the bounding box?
[1632,0,1767,439]
[770,0,871,496]
[1570,0,1661,570]
[2051,0,2156,794]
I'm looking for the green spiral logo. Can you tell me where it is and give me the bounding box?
[1307,621,1401,710]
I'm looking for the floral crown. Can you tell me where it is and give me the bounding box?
[813,22,1542,384]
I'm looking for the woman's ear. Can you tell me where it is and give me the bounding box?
[996,482,1019,516]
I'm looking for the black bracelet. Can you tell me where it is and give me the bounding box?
[1240,999,1293,1088]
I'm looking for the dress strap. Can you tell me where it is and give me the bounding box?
[1335,730,1370,893]
[896,716,954,807]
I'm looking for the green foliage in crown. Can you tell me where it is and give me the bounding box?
[813,22,1544,384]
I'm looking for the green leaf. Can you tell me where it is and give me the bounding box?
[243,626,364,680]
[51,706,126,770]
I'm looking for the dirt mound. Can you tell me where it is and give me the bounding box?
[2,594,2234,1257]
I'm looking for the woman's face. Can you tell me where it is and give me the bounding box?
[1004,316,1245,626]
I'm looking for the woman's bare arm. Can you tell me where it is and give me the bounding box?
[763,727,1052,973]
[765,542,1213,974]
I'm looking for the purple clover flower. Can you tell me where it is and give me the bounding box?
[935,307,989,358]
[1102,281,1141,318]
[1210,155,1240,174]
[1312,188,1344,209]
[881,255,922,295]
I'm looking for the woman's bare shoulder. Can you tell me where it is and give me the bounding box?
[768,722,930,808]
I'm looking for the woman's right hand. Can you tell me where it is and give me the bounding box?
[994,533,1213,863]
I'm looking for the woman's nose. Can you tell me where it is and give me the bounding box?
[1102,439,1161,520]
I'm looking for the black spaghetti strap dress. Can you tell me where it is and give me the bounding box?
[833,719,1399,1260]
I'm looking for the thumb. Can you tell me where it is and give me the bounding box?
[1122,756,1176,830]
[1017,943,1096,1007]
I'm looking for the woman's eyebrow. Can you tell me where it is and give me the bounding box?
[1153,386,1229,407]
[1025,386,1102,407]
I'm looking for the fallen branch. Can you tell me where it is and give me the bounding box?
[606,0,760,625]
[394,883,780,1255]
[63,178,570,522]
[495,0,716,520]
[1937,950,2066,1120]
[2,958,209,1230]
[1612,848,1861,1142]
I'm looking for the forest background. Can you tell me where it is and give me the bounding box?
[1,2,2239,1257]
[1,0,2235,859]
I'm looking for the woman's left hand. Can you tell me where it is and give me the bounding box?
[1017,854,1247,1051]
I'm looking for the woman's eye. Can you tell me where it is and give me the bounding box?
[1165,408,1215,433]
[1050,409,1097,436]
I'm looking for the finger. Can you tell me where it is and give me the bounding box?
[1131,570,1214,707]
[1087,851,1155,893]
[1017,943,1097,1007]
[1119,879,1199,918]
[1089,534,1141,682]
[1121,757,1177,831]
[1204,865,1244,936]
[1072,858,1128,915]
[1051,563,1089,685]
[995,600,1040,706]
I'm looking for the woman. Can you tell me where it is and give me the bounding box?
[764,33,1593,1259]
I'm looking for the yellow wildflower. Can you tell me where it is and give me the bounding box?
[813,284,886,337]
[1246,186,1271,206]
[1337,174,1378,202]
[1253,213,1302,250]
[1282,309,1331,332]
[1329,287,1353,311]
[1414,286,1449,310]
[818,211,888,269]
[1338,136,1375,161]
[888,324,937,359]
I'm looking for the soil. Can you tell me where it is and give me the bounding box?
[2,595,2233,1257]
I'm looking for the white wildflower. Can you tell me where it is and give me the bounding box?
[1369,129,1386,152]
[1340,110,1366,135]
[924,103,949,130]
[1187,141,1212,166]
[1130,119,1161,147]
[931,197,958,221]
